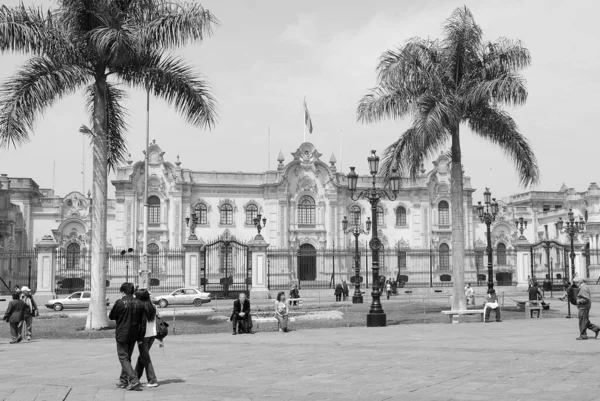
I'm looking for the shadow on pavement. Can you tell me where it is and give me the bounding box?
[159,378,186,385]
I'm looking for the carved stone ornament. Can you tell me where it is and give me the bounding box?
[291,143,321,176]
[369,237,383,251]
[296,177,318,194]
[62,192,89,218]
[397,238,410,248]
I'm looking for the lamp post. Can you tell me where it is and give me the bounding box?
[477,188,499,291]
[253,214,267,240]
[342,215,371,304]
[557,208,585,318]
[185,213,199,241]
[120,247,134,282]
[347,150,400,327]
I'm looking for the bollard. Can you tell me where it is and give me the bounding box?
[172,308,176,335]
[452,315,459,324]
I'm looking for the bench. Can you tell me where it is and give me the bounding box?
[525,301,543,319]
[287,298,303,307]
[441,309,485,323]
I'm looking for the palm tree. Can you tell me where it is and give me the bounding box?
[0,1,218,328]
[357,6,539,311]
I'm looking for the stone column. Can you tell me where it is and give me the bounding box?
[249,235,270,299]
[513,236,531,290]
[35,235,58,299]
[183,238,205,288]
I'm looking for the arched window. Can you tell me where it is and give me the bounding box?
[245,204,258,225]
[350,205,361,226]
[194,203,208,225]
[377,207,384,226]
[497,243,507,265]
[396,206,406,226]
[66,243,80,269]
[220,203,234,225]
[148,196,160,224]
[298,196,315,225]
[147,243,159,272]
[439,243,450,270]
[438,201,449,226]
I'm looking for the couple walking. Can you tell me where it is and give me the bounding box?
[110,283,160,391]
[3,286,38,343]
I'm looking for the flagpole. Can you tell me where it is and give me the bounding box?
[303,99,306,143]
[340,129,343,172]
[268,126,271,170]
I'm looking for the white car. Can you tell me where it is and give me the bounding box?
[45,291,110,311]
[152,287,211,308]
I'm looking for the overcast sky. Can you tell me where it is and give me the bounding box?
[0,0,598,201]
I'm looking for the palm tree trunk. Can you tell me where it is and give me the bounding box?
[86,76,110,329]
[450,125,466,311]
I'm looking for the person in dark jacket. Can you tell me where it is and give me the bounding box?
[20,286,37,342]
[342,280,349,301]
[573,276,600,340]
[334,283,343,302]
[3,292,25,343]
[289,285,300,306]
[109,282,144,391]
[528,281,546,306]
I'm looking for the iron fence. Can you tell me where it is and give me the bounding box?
[266,247,519,290]
[55,248,185,295]
[202,236,251,297]
[0,250,37,294]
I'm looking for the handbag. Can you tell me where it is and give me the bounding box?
[155,313,169,341]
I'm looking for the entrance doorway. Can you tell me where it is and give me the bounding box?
[297,244,317,281]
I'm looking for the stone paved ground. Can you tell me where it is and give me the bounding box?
[2,309,600,401]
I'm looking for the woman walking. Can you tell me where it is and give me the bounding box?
[134,289,159,387]
[274,291,289,332]
[3,292,25,343]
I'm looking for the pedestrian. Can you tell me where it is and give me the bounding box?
[483,288,502,323]
[3,292,25,344]
[274,291,290,332]
[109,282,145,391]
[386,280,392,300]
[13,285,21,297]
[134,289,159,387]
[528,280,546,307]
[289,285,300,306]
[526,275,532,291]
[334,282,343,302]
[20,286,38,341]
[573,276,600,340]
[342,280,349,301]
[465,283,475,305]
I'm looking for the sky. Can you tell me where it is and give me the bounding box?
[0,0,598,201]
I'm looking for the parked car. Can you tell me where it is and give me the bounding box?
[44,291,110,311]
[152,287,211,308]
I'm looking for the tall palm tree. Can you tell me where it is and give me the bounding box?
[357,6,539,311]
[0,0,218,328]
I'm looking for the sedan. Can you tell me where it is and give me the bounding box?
[152,287,211,308]
[45,291,110,311]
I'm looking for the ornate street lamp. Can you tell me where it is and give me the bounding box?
[253,214,267,240]
[515,216,527,238]
[342,215,371,304]
[557,208,585,318]
[185,212,199,240]
[477,188,499,291]
[120,247,134,282]
[347,150,400,327]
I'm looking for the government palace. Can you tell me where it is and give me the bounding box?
[1,140,599,291]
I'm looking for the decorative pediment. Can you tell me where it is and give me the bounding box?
[397,238,410,248]
[147,140,166,166]
[347,202,366,214]
[474,238,486,248]
[296,177,317,194]
[62,192,89,218]
[243,199,262,213]
[218,198,237,211]
[432,151,451,175]
[194,198,212,212]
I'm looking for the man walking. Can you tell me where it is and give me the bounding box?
[20,286,38,341]
[109,282,144,390]
[573,276,600,340]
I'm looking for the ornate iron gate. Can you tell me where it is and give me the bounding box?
[530,239,566,284]
[203,234,251,298]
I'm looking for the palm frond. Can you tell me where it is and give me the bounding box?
[134,1,220,49]
[467,105,539,187]
[0,56,90,148]
[116,51,217,129]
[484,37,531,72]
[469,72,528,107]
[0,3,48,53]
[83,82,129,171]
[356,85,413,124]
[90,23,137,66]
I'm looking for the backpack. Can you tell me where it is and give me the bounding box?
[568,285,579,306]
[155,314,169,341]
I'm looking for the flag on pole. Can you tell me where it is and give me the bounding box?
[304,98,313,134]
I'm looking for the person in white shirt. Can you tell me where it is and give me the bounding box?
[464,283,475,306]
[134,289,159,387]
[274,292,290,332]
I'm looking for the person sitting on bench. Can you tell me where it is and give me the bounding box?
[528,280,546,307]
[230,293,253,335]
[483,289,502,323]
[465,283,475,305]
[289,285,300,306]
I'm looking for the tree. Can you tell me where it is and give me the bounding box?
[357,6,539,311]
[0,0,218,328]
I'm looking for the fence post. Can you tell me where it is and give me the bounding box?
[34,235,59,299]
[248,236,269,299]
[183,238,204,288]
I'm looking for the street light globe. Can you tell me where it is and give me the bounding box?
[367,150,379,176]
[366,217,372,232]
[342,216,348,231]
[390,168,400,193]
[347,167,358,191]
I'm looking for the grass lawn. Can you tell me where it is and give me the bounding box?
[0,300,573,341]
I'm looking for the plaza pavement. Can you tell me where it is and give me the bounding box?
[2,309,600,401]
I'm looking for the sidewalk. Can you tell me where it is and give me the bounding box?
[2,313,600,400]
